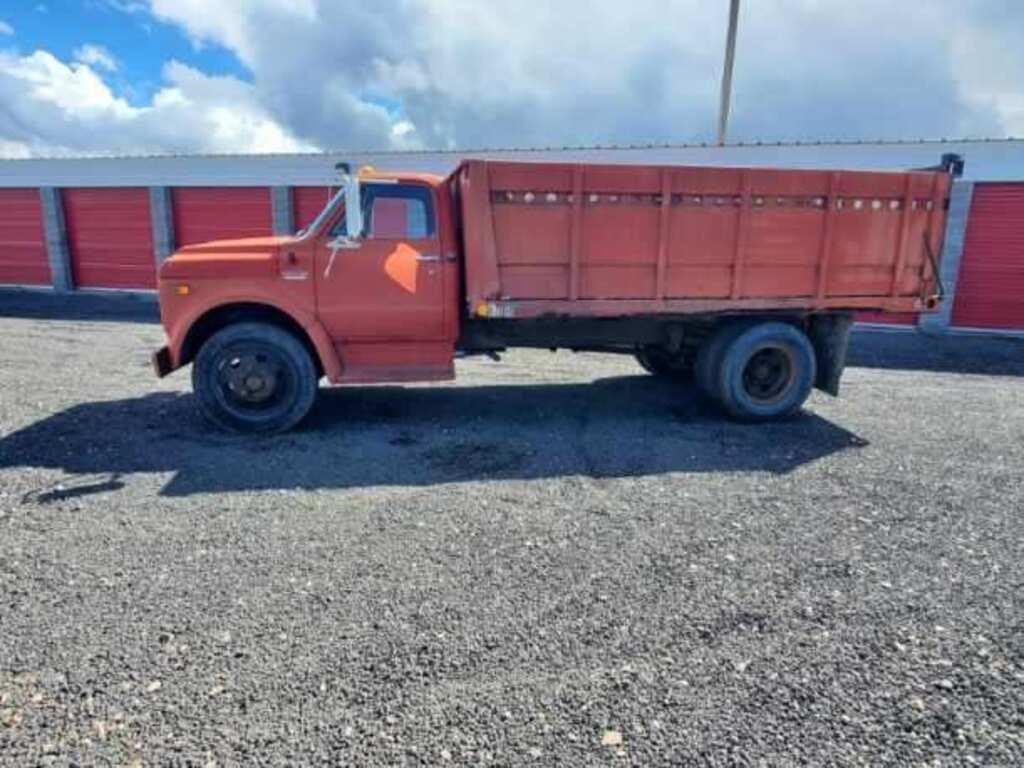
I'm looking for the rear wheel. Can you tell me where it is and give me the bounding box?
[712,322,816,421]
[192,322,318,434]
[695,322,750,398]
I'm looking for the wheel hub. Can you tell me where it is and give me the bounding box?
[220,354,281,406]
[742,346,794,404]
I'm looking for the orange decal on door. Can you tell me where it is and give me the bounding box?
[383,242,419,294]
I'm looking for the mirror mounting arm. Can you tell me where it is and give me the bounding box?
[323,236,360,279]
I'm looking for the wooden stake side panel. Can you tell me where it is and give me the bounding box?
[459,160,950,317]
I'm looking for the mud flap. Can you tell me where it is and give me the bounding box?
[152,346,173,378]
[808,313,854,396]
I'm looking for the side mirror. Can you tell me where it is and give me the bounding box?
[343,172,363,240]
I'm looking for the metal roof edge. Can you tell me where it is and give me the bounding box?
[1,136,1021,163]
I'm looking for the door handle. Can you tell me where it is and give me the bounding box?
[416,254,443,263]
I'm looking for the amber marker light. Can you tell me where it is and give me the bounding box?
[175,284,191,296]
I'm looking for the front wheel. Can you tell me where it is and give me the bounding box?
[712,322,816,421]
[192,322,318,433]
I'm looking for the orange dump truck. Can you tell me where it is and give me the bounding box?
[153,156,959,432]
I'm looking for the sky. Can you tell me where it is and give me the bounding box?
[0,0,1021,158]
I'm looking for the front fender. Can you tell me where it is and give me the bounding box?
[161,287,343,383]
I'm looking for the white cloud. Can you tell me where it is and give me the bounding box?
[4,51,133,119]
[0,138,31,158]
[74,44,118,73]
[3,1,1023,158]
[100,1,148,13]
[0,19,14,35]
[149,0,315,61]
[135,0,1022,152]
[949,4,1024,136]
[137,0,725,150]
[0,50,315,156]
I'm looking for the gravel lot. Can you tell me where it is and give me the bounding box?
[1,293,1023,766]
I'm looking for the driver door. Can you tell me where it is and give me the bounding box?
[315,182,446,343]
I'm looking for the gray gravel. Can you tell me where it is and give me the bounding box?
[1,297,1023,766]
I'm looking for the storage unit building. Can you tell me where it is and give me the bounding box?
[0,189,50,286]
[951,183,1024,331]
[0,139,1020,335]
[293,186,335,232]
[62,188,155,289]
[171,187,273,247]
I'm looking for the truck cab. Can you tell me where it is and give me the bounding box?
[155,168,461,431]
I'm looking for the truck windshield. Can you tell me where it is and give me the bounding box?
[296,187,347,239]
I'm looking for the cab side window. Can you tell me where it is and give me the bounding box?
[330,183,434,239]
[366,184,434,239]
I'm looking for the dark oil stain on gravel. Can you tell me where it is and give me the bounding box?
[388,432,420,447]
[423,439,534,477]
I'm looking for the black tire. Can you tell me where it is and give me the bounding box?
[694,321,751,399]
[713,322,816,421]
[635,346,692,378]
[192,322,318,434]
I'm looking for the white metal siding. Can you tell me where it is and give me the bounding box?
[0,140,1020,188]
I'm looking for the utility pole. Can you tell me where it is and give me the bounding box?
[716,0,741,146]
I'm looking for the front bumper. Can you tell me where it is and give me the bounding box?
[152,346,173,378]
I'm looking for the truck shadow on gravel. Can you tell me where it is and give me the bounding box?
[0,375,868,499]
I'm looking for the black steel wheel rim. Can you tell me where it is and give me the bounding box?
[741,345,795,405]
[214,344,295,415]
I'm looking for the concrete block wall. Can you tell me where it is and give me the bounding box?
[39,187,73,293]
[149,186,175,266]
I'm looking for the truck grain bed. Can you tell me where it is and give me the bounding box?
[457,160,951,319]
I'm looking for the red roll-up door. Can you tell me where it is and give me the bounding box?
[172,187,272,247]
[63,188,155,289]
[952,183,1024,331]
[293,186,335,232]
[0,189,50,285]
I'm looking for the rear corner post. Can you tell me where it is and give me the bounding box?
[39,187,73,293]
[149,186,175,268]
[918,180,974,335]
[271,186,294,235]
